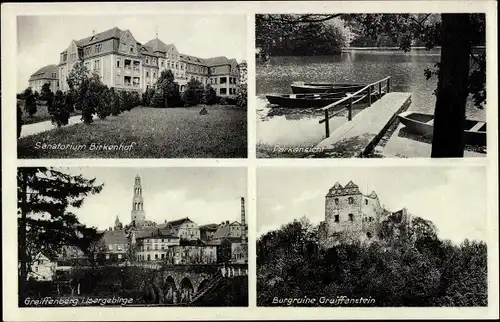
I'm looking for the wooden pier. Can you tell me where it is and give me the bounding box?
[314,91,412,157]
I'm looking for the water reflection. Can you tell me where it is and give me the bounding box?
[257,51,485,120]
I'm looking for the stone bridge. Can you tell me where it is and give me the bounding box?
[135,262,248,305]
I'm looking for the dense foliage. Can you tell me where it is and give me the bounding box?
[256,15,350,57]
[257,217,487,307]
[17,168,104,300]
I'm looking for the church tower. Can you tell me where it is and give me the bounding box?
[131,174,146,228]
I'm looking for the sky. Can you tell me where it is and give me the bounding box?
[16,14,247,92]
[257,166,487,244]
[54,167,247,231]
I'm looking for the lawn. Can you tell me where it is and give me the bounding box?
[18,105,247,158]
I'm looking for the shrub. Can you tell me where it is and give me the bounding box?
[203,84,218,105]
[49,90,70,127]
[183,78,204,107]
[236,84,248,108]
[142,88,155,107]
[96,86,111,120]
[65,90,75,113]
[110,88,122,116]
[40,83,53,101]
[151,88,164,108]
[23,88,37,117]
[219,97,228,105]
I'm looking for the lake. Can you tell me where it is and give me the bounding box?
[256,49,486,155]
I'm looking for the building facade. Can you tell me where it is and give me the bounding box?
[56,27,240,98]
[28,253,57,281]
[318,181,411,248]
[28,64,59,94]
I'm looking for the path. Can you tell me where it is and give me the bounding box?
[312,92,412,157]
[20,114,96,138]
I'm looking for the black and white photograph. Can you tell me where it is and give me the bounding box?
[256,14,487,158]
[16,14,248,159]
[18,167,248,307]
[257,166,488,306]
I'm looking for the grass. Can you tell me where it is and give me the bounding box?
[18,105,247,158]
[18,99,81,125]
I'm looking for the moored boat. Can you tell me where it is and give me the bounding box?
[290,82,367,94]
[266,92,375,109]
[397,111,487,146]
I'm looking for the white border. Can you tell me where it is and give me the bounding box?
[2,1,498,321]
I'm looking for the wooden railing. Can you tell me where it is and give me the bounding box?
[318,76,392,138]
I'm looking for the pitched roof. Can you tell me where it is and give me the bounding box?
[204,56,230,67]
[332,182,343,189]
[345,180,359,188]
[179,239,206,246]
[168,217,194,228]
[75,27,123,47]
[29,64,58,81]
[180,54,206,65]
[367,191,378,198]
[200,223,219,230]
[143,38,173,53]
[101,229,127,245]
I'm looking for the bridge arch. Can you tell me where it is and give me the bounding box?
[163,276,178,304]
[179,277,195,304]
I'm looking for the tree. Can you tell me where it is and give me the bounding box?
[156,69,181,107]
[183,78,204,107]
[17,167,103,301]
[151,87,165,108]
[48,90,70,127]
[33,91,40,100]
[40,83,53,101]
[236,84,248,108]
[348,13,485,157]
[96,86,111,120]
[110,88,122,116]
[256,14,347,58]
[67,59,90,91]
[76,72,106,124]
[141,88,155,107]
[23,88,37,117]
[65,90,75,113]
[202,84,218,105]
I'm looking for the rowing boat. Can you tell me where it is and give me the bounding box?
[290,82,367,94]
[397,111,487,146]
[266,92,376,109]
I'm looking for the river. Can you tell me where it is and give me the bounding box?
[256,49,486,155]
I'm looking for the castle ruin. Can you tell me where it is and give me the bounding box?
[318,181,411,248]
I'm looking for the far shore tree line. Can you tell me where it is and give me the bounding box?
[17,60,247,138]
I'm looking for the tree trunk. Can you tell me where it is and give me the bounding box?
[431,14,471,157]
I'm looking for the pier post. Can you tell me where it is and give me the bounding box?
[368,86,372,106]
[325,110,330,138]
[387,78,391,93]
[379,82,382,97]
[348,97,353,121]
